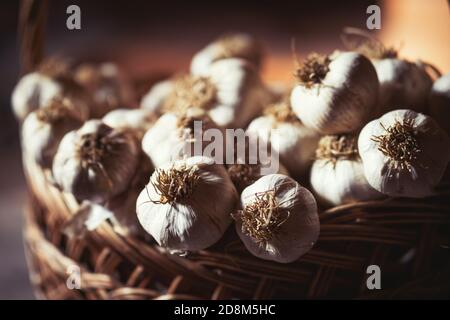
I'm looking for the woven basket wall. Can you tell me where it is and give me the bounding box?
[19,0,450,299]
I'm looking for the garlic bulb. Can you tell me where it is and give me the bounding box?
[22,97,85,168]
[429,72,450,135]
[233,174,319,263]
[372,59,432,114]
[136,156,238,251]
[53,120,140,203]
[191,33,263,77]
[246,102,319,178]
[141,110,226,168]
[102,108,156,139]
[290,52,379,134]
[141,58,270,128]
[74,62,136,118]
[140,79,174,115]
[358,109,450,198]
[310,134,381,206]
[12,72,62,121]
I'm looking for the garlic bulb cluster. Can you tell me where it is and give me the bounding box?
[22,97,85,168]
[428,72,450,135]
[246,101,319,178]
[11,59,89,121]
[136,156,238,251]
[74,62,136,118]
[233,174,319,263]
[102,108,156,139]
[290,52,379,134]
[191,33,263,77]
[310,134,381,206]
[358,109,450,198]
[53,120,140,203]
[141,110,226,168]
[141,58,270,128]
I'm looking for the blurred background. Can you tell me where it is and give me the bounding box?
[0,0,448,299]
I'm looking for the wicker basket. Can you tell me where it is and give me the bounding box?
[20,0,450,299]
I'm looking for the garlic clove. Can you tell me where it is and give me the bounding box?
[358,109,450,198]
[372,59,433,114]
[291,52,379,134]
[22,97,85,168]
[234,174,319,263]
[429,72,450,135]
[191,33,263,77]
[136,156,238,251]
[52,120,140,203]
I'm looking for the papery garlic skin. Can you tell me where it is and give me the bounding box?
[103,108,156,137]
[429,72,450,135]
[372,59,432,114]
[291,52,379,134]
[22,98,84,168]
[311,159,381,206]
[246,115,319,178]
[12,72,63,121]
[235,174,319,263]
[74,62,136,118]
[136,156,238,251]
[52,120,140,203]
[358,109,450,198]
[191,33,262,77]
[140,80,174,114]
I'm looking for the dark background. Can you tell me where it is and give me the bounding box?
[0,0,448,299]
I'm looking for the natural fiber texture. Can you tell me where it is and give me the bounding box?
[295,53,331,88]
[316,134,359,166]
[23,154,450,299]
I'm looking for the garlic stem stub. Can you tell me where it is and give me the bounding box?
[136,156,238,251]
[191,33,263,77]
[358,109,450,198]
[233,174,319,263]
[246,101,319,178]
[290,51,379,134]
[52,120,140,203]
[22,97,85,168]
[429,72,450,135]
[310,134,381,206]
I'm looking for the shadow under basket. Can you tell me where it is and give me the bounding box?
[22,154,450,300]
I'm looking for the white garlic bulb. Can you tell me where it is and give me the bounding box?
[141,110,226,168]
[246,102,319,178]
[191,33,263,77]
[22,97,85,168]
[53,120,140,203]
[233,174,319,263]
[141,59,270,128]
[372,59,432,114]
[290,52,379,134]
[358,109,450,198]
[140,79,174,114]
[102,108,156,138]
[136,156,238,251]
[74,62,136,118]
[429,72,450,135]
[12,72,62,121]
[310,134,381,207]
